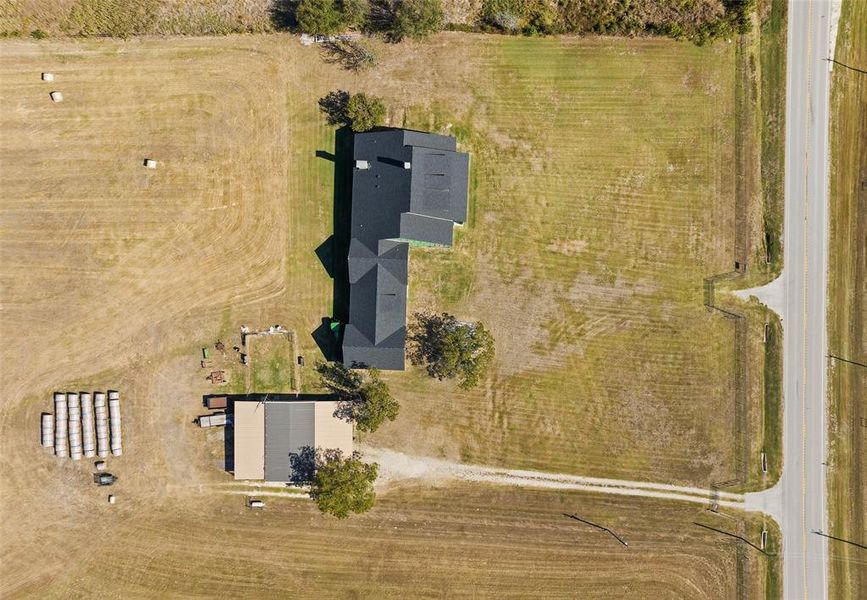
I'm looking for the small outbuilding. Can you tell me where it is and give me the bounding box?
[49,91,63,103]
[144,159,157,169]
[41,73,54,82]
[233,397,352,481]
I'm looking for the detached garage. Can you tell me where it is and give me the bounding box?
[232,397,352,482]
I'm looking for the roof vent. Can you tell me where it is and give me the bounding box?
[403,161,412,170]
[355,160,370,170]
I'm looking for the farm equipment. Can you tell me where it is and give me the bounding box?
[94,472,117,486]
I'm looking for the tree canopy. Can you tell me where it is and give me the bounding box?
[295,0,345,35]
[389,0,444,41]
[407,312,495,389]
[345,92,386,132]
[317,362,400,432]
[310,449,379,518]
[318,90,386,132]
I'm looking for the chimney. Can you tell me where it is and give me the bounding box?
[355,160,370,170]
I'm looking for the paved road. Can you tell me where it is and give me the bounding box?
[782,1,833,598]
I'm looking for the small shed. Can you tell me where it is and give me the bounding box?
[49,91,63,103]
[144,159,157,169]
[41,73,54,82]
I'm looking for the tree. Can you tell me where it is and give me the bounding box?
[296,0,345,35]
[317,362,400,432]
[339,0,368,28]
[310,449,378,518]
[345,93,386,132]
[318,91,385,132]
[407,312,495,389]
[389,0,444,41]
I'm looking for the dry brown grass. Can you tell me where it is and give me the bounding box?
[0,33,773,597]
[827,0,867,595]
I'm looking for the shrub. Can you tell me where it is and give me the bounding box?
[30,29,49,39]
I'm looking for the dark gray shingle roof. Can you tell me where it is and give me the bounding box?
[343,128,469,370]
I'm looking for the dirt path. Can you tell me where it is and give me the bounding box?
[364,447,749,509]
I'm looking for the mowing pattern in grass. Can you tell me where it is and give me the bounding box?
[367,37,742,487]
[827,0,867,596]
[19,483,769,598]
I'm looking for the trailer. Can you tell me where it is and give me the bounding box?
[205,396,228,410]
[198,413,227,428]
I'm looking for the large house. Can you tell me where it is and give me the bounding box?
[232,396,352,481]
[342,129,470,370]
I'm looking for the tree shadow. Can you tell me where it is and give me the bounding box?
[269,1,297,30]
[287,445,317,485]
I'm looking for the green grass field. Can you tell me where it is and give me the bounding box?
[361,37,749,488]
[828,0,867,596]
[757,0,787,274]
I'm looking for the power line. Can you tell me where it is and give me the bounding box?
[563,513,628,548]
[813,530,867,551]
[693,522,772,556]
[825,58,867,75]
[828,354,867,370]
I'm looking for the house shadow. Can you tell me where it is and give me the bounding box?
[313,126,354,362]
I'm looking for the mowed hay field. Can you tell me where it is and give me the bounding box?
[828,0,867,595]
[364,37,743,487]
[9,481,773,599]
[1,34,758,597]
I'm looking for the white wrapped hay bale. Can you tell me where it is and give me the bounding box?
[67,392,82,460]
[94,392,109,458]
[41,413,54,448]
[54,392,68,457]
[108,391,122,456]
[81,392,96,458]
